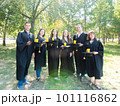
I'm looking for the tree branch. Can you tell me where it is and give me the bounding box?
[12,1,31,19]
[33,0,41,17]
[0,0,13,8]
[34,0,41,13]
[21,13,31,19]
[35,2,51,19]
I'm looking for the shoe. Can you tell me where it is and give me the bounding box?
[23,81,31,85]
[81,77,84,82]
[17,86,25,90]
[73,75,80,78]
[87,82,93,87]
[36,77,44,82]
[54,77,60,81]
[94,84,103,90]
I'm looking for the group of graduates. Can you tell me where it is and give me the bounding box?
[16,22,104,90]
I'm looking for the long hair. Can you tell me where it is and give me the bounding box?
[50,29,58,39]
[62,30,71,43]
[37,28,45,37]
[87,30,97,41]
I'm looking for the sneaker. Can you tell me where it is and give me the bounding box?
[73,75,80,78]
[23,81,31,85]
[36,77,44,82]
[81,76,85,82]
[54,77,60,81]
[17,86,25,90]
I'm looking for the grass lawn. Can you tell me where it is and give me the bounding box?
[0,40,120,90]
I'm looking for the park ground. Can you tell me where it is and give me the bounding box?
[0,40,120,90]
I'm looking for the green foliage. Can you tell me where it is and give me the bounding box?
[112,0,120,33]
[0,0,120,44]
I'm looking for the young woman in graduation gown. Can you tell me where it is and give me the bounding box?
[34,29,46,82]
[60,30,75,77]
[47,29,62,80]
[85,30,104,90]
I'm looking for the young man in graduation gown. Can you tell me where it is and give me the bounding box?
[73,24,87,81]
[16,22,34,90]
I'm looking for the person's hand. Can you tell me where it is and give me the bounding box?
[32,53,35,58]
[41,41,46,47]
[72,51,74,56]
[42,41,46,44]
[93,51,98,55]
[26,41,32,46]
[70,52,72,57]
[41,43,43,47]
[78,43,83,47]
[59,54,61,58]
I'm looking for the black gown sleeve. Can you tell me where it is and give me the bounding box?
[17,32,27,52]
[98,40,104,57]
[83,34,88,45]
[73,35,76,40]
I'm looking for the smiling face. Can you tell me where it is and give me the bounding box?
[63,30,68,37]
[24,23,31,31]
[40,29,45,37]
[53,29,57,36]
[90,33,95,40]
[77,24,82,33]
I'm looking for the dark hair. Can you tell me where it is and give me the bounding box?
[87,30,96,40]
[50,29,58,38]
[62,30,71,43]
[25,22,31,25]
[37,28,45,37]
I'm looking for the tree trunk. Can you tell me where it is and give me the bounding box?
[3,31,6,46]
[118,33,120,44]
[31,18,36,35]
[3,19,7,46]
[105,35,107,43]
[103,34,105,44]
[99,27,100,40]
[84,0,86,31]
[84,15,86,31]
[112,34,114,42]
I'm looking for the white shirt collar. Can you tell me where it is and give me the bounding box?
[77,32,83,37]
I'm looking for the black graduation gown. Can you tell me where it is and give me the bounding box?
[16,30,34,81]
[60,39,75,76]
[85,39,104,79]
[47,37,62,77]
[34,36,46,70]
[73,32,87,75]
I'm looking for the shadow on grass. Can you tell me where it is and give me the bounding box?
[0,43,118,90]
[104,43,120,56]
